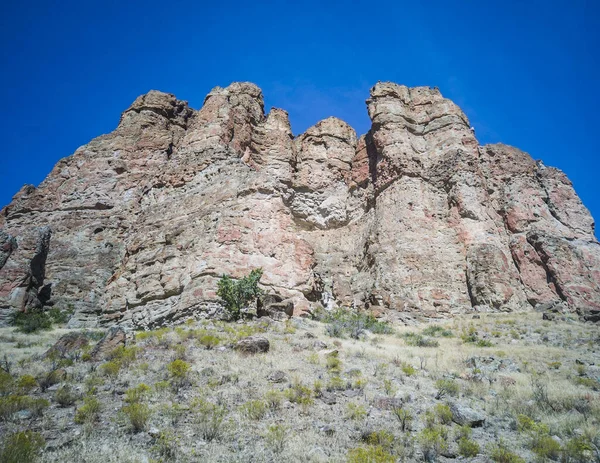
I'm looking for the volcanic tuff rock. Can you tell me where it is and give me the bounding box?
[1,82,599,328]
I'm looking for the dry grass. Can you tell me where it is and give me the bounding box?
[0,312,598,462]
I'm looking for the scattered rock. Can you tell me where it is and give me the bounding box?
[320,391,337,405]
[234,336,269,354]
[44,332,89,358]
[257,294,294,320]
[90,327,126,361]
[448,402,486,427]
[372,396,404,410]
[267,370,286,383]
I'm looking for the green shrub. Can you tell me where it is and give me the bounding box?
[9,310,52,333]
[434,404,453,425]
[0,395,49,420]
[122,403,151,432]
[531,433,561,461]
[55,385,77,407]
[400,362,416,376]
[347,446,396,463]
[362,430,395,449]
[109,346,138,366]
[125,383,151,404]
[562,436,593,462]
[74,395,101,424]
[264,390,284,410]
[435,379,459,399]
[0,431,44,463]
[265,424,286,454]
[284,380,313,408]
[48,307,73,324]
[191,398,227,441]
[488,440,526,463]
[16,375,37,392]
[198,334,221,350]
[458,438,480,457]
[476,339,494,347]
[167,359,191,388]
[403,333,439,347]
[240,400,267,420]
[100,360,122,377]
[322,309,394,339]
[217,268,263,320]
[152,430,178,460]
[422,325,453,337]
[418,426,449,461]
[346,402,367,420]
[0,370,14,396]
[392,406,413,432]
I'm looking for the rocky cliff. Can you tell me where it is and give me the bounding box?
[1,82,599,328]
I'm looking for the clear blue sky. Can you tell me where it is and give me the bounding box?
[1,0,598,228]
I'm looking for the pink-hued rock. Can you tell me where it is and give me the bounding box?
[0,81,598,327]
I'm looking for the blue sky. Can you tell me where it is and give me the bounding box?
[1,0,598,228]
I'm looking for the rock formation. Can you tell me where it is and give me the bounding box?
[1,82,598,328]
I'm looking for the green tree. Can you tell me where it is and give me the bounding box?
[217,268,263,320]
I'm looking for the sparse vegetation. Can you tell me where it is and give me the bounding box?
[0,311,597,462]
[0,430,44,463]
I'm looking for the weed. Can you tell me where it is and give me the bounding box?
[55,385,77,407]
[167,359,191,389]
[422,325,453,337]
[74,395,101,424]
[122,403,151,432]
[0,431,44,463]
[347,446,396,463]
[265,390,284,410]
[392,406,413,431]
[488,440,526,463]
[240,400,267,420]
[418,426,449,461]
[435,379,459,399]
[346,402,367,420]
[125,383,151,404]
[458,437,480,457]
[400,362,416,376]
[265,424,286,454]
[191,398,227,441]
[434,404,453,425]
[403,332,439,347]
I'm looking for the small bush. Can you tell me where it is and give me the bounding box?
[122,403,151,432]
[403,333,439,347]
[418,426,449,461]
[284,380,313,408]
[191,398,227,441]
[265,424,286,454]
[125,383,151,404]
[435,379,459,399]
[422,325,453,337]
[167,359,191,389]
[16,375,37,393]
[74,395,101,424]
[562,436,593,462]
[152,430,178,460]
[392,406,413,432]
[0,431,44,463]
[458,438,480,457]
[55,385,77,407]
[240,400,267,420]
[434,404,453,425]
[0,370,14,396]
[531,433,561,461]
[400,362,416,376]
[100,360,121,377]
[346,402,367,420]
[217,268,263,320]
[362,430,395,449]
[317,308,394,339]
[265,390,284,410]
[0,395,49,420]
[347,446,396,463]
[488,440,526,463]
[198,334,220,350]
[9,310,53,333]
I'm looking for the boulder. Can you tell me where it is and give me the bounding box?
[90,327,126,361]
[234,336,269,354]
[44,332,89,358]
[448,402,486,427]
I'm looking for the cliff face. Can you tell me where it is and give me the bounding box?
[1,82,599,328]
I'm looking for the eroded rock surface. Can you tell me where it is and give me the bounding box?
[1,82,598,327]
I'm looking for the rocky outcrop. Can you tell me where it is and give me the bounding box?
[0,81,598,327]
